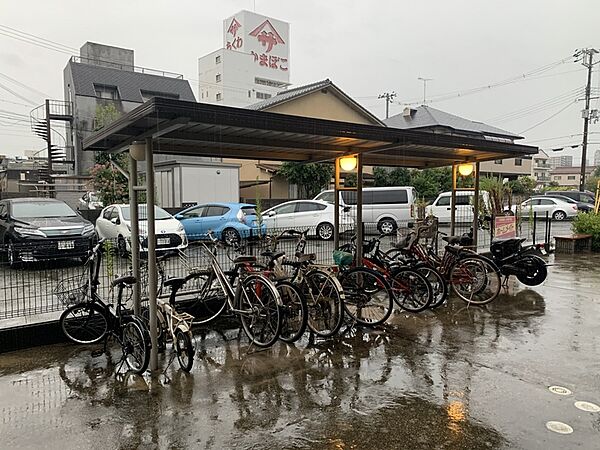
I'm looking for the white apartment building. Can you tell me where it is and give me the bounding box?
[531,150,551,187]
[198,10,291,107]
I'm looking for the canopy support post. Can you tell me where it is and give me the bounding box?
[128,152,141,316]
[145,137,159,372]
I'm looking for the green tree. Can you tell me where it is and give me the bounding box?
[373,167,411,187]
[90,104,129,204]
[278,162,333,199]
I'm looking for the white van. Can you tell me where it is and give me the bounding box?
[425,191,489,223]
[313,186,417,234]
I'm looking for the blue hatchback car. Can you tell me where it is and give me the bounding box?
[174,203,265,244]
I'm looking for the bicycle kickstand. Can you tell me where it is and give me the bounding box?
[162,347,178,375]
[501,275,510,290]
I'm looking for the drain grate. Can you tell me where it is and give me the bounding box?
[548,385,572,396]
[546,421,574,434]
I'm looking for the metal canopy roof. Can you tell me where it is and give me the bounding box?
[83,97,538,168]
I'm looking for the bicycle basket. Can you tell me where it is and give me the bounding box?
[54,273,90,306]
[333,250,354,266]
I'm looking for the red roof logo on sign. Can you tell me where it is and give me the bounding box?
[227,18,242,37]
[249,19,285,53]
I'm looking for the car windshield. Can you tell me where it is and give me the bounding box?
[89,193,100,202]
[12,201,77,218]
[241,206,257,215]
[121,205,172,221]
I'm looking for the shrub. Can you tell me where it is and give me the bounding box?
[572,213,600,250]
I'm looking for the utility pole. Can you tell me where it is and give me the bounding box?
[575,48,598,191]
[378,91,396,119]
[418,77,433,104]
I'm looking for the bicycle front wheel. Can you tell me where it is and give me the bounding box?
[175,328,194,372]
[304,269,344,338]
[122,318,150,374]
[60,302,109,344]
[277,280,308,344]
[239,274,282,347]
[389,267,432,312]
[450,256,500,305]
[340,267,393,326]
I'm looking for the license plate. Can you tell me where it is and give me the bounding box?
[58,241,74,250]
[157,238,170,245]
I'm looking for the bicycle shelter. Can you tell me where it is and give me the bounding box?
[83,97,538,370]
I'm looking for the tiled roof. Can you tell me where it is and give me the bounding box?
[247,79,384,125]
[68,62,196,103]
[384,105,522,140]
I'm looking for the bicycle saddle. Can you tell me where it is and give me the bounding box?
[295,252,316,263]
[442,235,463,245]
[164,277,186,290]
[111,275,136,287]
[260,251,285,261]
[233,255,257,265]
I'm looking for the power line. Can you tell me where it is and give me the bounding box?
[0,24,77,51]
[0,24,76,56]
[400,56,573,105]
[0,72,50,98]
[519,100,577,134]
[487,87,584,123]
[0,81,36,105]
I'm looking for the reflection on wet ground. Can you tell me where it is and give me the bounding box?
[1,253,599,449]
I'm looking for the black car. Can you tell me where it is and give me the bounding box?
[0,198,97,267]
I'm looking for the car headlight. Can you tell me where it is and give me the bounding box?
[177,223,185,233]
[14,226,46,237]
[82,224,95,235]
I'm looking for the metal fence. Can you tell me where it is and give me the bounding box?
[0,214,561,326]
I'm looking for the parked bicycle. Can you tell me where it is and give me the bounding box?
[387,223,501,305]
[56,240,151,374]
[164,231,283,347]
[258,229,345,338]
[338,234,434,313]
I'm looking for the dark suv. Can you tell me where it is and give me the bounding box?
[544,190,595,205]
[0,198,97,267]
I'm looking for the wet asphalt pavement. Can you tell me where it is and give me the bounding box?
[1,252,599,449]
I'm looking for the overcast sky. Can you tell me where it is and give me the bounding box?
[1,0,598,163]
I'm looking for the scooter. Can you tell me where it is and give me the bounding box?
[452,228,548,286]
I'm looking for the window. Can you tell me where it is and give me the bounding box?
[273,203,296,214]
[215,55,221,64]
[181,206,205,219]
[554,176,562,180]
[215,74,221,83]
[103,207,114,220]
[567,175,576,180]
[315,191,334,203]
[256,91,272,100]
[205,206,229,217]
[455,195,472,206]
[109,208,120,220]
[370,190,408,205]
[515,158,523,166]
[94,84,119,100]
[255,77,287,88]
[581,194,594,204]
[494,160,503,165]
[216,93,222,101]
[248,90,251,98]
[539,199,555,206]
[436,196,451,206]
[140,90,179,102]
[0,203,7,218]
[296,202,326,212]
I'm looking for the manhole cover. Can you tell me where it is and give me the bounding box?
[549,385,572,396]
[546,421,573,434]
[574,401,600,412]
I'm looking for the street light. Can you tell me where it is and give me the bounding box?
[339,155,357,172]
[457,162,474,177]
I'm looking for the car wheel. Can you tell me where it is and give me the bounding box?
[316,222,334,240]
[377,218,397,235]
[117,236,128,257]
[552,210,567,221]
[222,228,241,246]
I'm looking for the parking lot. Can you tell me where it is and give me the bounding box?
[1,251,598,449]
